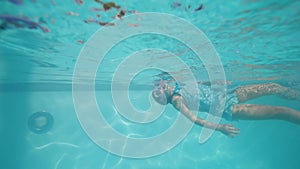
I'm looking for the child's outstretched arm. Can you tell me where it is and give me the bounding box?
[171,95,240,137]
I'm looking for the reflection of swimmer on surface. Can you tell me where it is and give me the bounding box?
[84,18,115,26]
[171,1,204,13]
[152,81,300,137]
[74,0,84,5]
[94,0,121,11]
[84,1,128,25]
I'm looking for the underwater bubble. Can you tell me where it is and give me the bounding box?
[28,111,54,134]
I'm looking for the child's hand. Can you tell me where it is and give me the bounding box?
[218,124,240,138]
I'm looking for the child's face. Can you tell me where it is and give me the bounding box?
[152,81,169,105]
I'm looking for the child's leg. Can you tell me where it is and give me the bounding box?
[233,83,300,102]
[232,104,300,124]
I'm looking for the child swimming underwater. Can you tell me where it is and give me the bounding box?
[152,81,300,137]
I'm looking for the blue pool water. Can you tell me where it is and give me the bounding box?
[1,0,300,169]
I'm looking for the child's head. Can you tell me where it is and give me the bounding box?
[152,80,169,105]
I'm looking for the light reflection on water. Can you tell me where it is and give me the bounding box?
[0,0,299,86]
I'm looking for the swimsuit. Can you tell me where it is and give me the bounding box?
[169,83,239,121]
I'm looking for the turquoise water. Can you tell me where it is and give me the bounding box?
[1,0,300,169]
